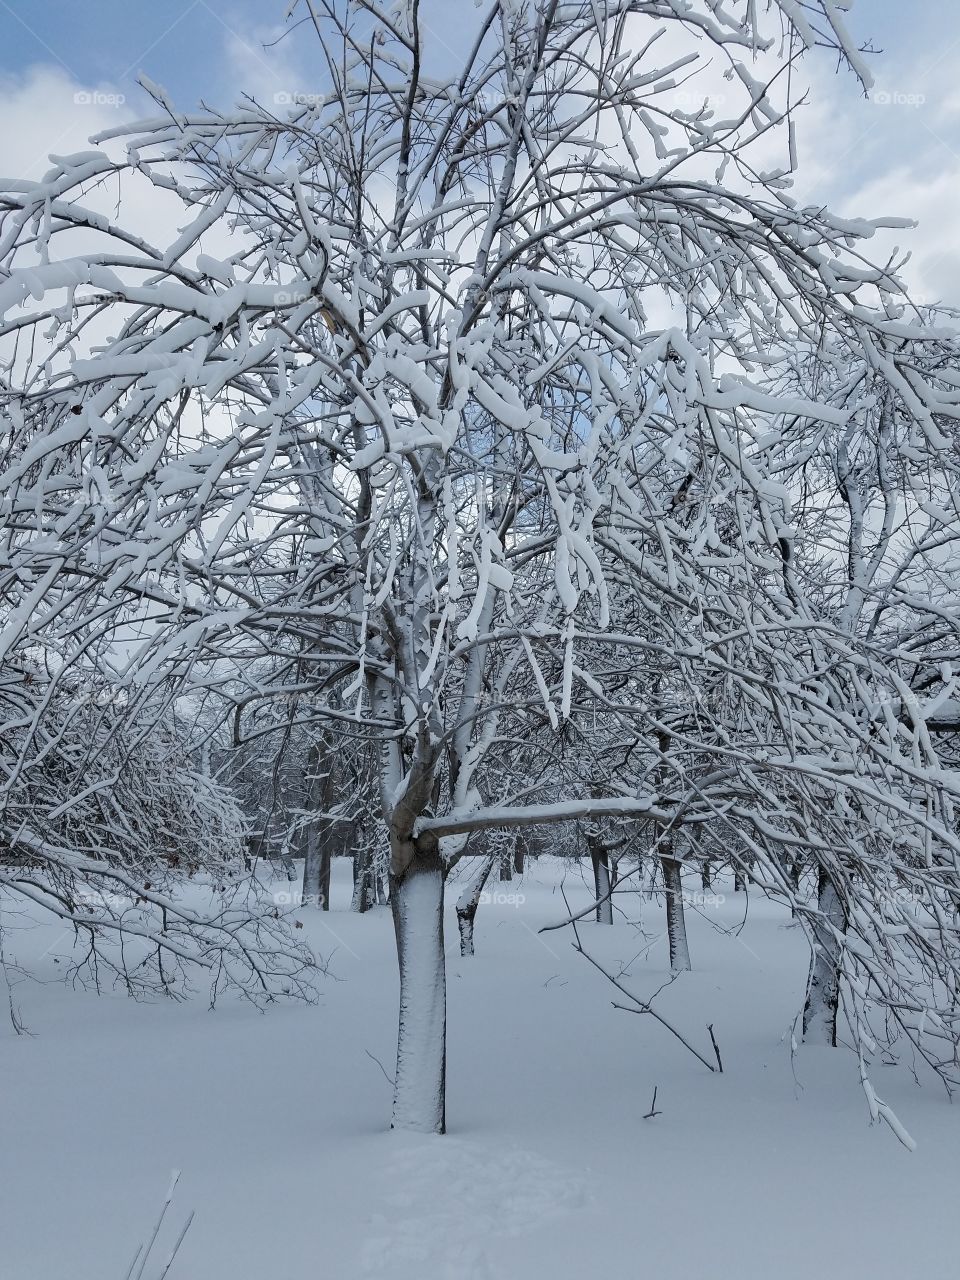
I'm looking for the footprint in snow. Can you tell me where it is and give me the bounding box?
[360,1136,589,1279]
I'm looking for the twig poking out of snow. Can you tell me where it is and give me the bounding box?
[561,886,719,1073]
[707,1023,724,1073]
[123,1171,195,1280]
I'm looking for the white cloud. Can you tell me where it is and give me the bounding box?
[0,65,134,182]
[0,64,246,271]
[1,15,958,309]
[789,52,960,308]
[218,20,308,112]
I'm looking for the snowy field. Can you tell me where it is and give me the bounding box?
[3,858,957,1280]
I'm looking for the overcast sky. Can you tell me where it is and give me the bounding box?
[0,0,958,302]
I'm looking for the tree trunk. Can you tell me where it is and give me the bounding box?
[280,841,297,882]
[302,743,333,910]
[456,856,494,957]
[701,860,712,890]
[390,849,446,1133]
[789,857,802,894]
[319,841,332,910]
[352,845,373,912]
[787,854,802,917]
[589,839,613,924]
[498,848,513,881]
[661,849,691,972]
[302,826,324,908]
[513,833,525,876]
[653,726,689,969]
[304,798,335,911]
[803,868,846,1046]
[733,863,746,892]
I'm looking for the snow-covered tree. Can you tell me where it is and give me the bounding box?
[2,0,960,1134]
[0,646,314,999]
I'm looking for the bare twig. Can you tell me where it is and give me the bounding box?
[562,887,717,1073]
[707,1023,723,1073]
[125,1171,194,1280]
[643,1085,663,1119]
[365,1047,396,1087]
[157,1211,195,1280]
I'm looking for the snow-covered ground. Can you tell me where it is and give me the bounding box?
[3,859,958,1279]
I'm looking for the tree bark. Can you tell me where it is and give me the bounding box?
[589,838,613,924]
[352,844,373,912]
[787,854,802,917]
[803,868,846,1046]
[456,855,494,957]
[302,826,324,908]
[498,848,513,881]
[789,856,802,895]
[701,860,713,890]
[319,839,332,910]
[653,726,689,969]
[375,865,388,906]
[302,742,333,909]
[390,849,447,1133]
[513,832,525,876]
[281,839,297,882]
[661,845,691,972]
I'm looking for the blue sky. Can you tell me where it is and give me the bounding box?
[0,0,958,301]
[0,0,478,107]
[0,0,951,114]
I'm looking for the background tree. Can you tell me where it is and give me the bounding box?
[0,643,314,1000]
